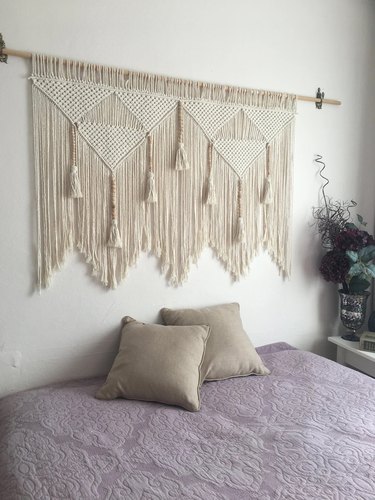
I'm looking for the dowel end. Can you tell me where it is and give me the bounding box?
[0,33,8,64]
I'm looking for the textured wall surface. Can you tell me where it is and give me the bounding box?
[0,0,374,397]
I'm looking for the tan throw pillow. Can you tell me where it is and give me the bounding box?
[95,317,210,412]
[161,303,270,381]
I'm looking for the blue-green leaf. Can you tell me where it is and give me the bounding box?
[346,250,358,263]
[348,263,364,277]
[366,264,375,278]
[359,245,375,263]
[348,276,371,293]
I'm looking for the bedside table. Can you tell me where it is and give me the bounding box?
[328,336,375,377]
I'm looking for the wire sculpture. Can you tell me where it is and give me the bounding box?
[312,155,357,249]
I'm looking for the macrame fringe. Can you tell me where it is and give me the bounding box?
[107,219,122,248]
[70,165,83,198]
[108,249,118,289]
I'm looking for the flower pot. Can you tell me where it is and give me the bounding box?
[339,291,370,341]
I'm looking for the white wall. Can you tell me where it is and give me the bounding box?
[1,0,374,397]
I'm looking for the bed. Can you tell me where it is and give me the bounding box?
[1,342,374,499]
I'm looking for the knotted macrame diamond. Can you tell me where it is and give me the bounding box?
[243,108,294,142]
[78,122,146,171]
[116,91,178,132]
[33,78,113,123]
[214,139,266,179]
[184,100,240,139]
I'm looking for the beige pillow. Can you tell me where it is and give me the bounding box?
[95,317,210,412]
[161,303,270,381]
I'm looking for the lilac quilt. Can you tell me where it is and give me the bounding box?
[1,342,375,499]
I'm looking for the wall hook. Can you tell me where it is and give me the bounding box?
[0,33,8,64]
[316,87,324,109]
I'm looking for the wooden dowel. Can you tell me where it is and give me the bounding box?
[296,94,341,106]
[2,47,32,59]
[1,47,341,105]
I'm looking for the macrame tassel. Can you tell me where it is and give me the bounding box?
[69,124,83,198]
[235,179,245,243]
[107,174,122,248]
[146,170,158,203]
[205,142,216,204]
[108,219,122,248]
[108,249,118,289]
[236,216,245,242]
[262,174,273,204]
[262,144,272,204]
[70,165,83,198]
[175,101,189,170]
[175,142,189,171]
[206,174,217,205]
[146,135,158,203]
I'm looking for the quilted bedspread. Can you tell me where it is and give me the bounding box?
[1,342,375,500]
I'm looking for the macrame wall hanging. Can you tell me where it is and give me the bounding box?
[31,54,296,289]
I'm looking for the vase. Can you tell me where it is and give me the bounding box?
[339,291,370,341]
[368,310,375,332]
